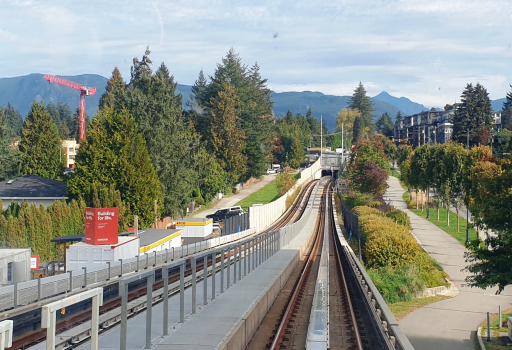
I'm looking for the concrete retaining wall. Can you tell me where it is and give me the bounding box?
[249,160,321,232]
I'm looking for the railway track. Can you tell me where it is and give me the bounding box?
[8,179,318,350]
[247,179,388,349]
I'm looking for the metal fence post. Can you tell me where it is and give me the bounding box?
[37,277,42,301]
[203,256,208,305]
[180,262,185,323]
[107,262,111,281]
[82,267,87,288]
[163,266,169,336]
[119,259,123,277]
[227,246,231,289]
[238,243,242,281]
[233,246,237,284]
[145,274,153,349]
[211,251,216,300]
[154,251,157,266]
[165,248,169,263]
[192,257,197,314]
[145,252,149,269]
[221,248,225,293]
[244,242,248,276]
[136,255,140,272]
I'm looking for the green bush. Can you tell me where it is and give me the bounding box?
[352,205,448,304]
[386,208,412,229]
[344,191,369,209]
[368,265,426,303]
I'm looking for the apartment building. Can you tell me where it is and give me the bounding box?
[62,139,79,168]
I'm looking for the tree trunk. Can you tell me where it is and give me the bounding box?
[456,208,460,232]
[416,190,419,209]
[426,189,430,218]
[446,205,450,226]
[437,205,440,221]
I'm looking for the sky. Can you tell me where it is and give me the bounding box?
[0,0,511,108]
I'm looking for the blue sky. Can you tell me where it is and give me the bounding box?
[0,0,511,107]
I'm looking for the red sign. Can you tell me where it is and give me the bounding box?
[85,208,119,245]
[30,255,40,271]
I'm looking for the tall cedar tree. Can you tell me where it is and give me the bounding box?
[67,108,162,228]
[208,82,247,184]
[99,67,128,111]
[193,49,274,181]
[3,103,23,138]
[375,112,394,137]
[349,82,374,135]
[452,83,493,147]
[0,108,21,181]
[306,109,322,147]
[100,49,199,217]
[501,85,512,130]
[19,101,62,180]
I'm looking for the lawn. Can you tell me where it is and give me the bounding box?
[410,203,479,244]
[235,179,279,211]
[389,295,450,321]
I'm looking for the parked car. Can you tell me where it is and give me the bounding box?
[206,206,244,222]
[266,168,277,174]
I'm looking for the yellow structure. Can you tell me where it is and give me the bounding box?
[61,139,79,168]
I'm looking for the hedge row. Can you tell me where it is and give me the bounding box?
[353,205,447,303]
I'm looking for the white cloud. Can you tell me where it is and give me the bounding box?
[0,0,511,106]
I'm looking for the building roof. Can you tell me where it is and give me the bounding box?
[0,175,68,198]
[137,229,182,247]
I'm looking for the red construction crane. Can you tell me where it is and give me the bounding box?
[43,74,96,142]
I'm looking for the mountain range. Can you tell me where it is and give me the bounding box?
[0,74,507,131]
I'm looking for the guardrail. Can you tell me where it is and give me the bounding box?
[332,195,415,350]
[0,228,257,313]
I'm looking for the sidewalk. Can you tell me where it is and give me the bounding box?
[384,176,512,350]
[192,174,276,218]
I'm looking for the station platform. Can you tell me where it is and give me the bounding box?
[31,186,322,350]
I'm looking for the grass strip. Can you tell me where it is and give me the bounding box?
[389,295,450,321]
[235,179,279,211]
[409,202,478,244]
[479,309,512,349]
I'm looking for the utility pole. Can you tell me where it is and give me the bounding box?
[320,114,323,166]
[466,129,470,244]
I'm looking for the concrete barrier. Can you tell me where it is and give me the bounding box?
[249,160,321,232]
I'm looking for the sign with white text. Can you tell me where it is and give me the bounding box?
[85,208,119,245]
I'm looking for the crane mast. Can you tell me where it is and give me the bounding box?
[43,74,96,142]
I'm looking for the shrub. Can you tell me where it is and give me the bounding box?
[368,265,426,303]
[276,170,297,196]
[344,191,369,209]
[386,208,412,229]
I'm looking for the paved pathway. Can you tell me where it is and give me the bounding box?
[192,174,276,218]
[384,176,512,350]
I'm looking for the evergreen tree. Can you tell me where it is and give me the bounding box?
[4,103,23,138]
[306,109,322,146]
[501,85,512,130]
[289,132,305,168]
[99,67,128,111]
[375,112,394,137]
[452,83,493,147]
[67,107,162,228]
[0,108,21,181]
[126,53,199,217]
[195,148,228,203]
[19,101,62,180]
[207,82,247,184]
[349,82,374,133]
[196,49,274,180]
[352,115,365,143]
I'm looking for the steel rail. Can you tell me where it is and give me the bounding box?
[269,181,327,350]
[330,186,364,350]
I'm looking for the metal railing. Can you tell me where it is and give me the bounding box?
[339,200,361,260]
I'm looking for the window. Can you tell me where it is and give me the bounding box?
[7,262,12,284]
[69,155,74,160]
[69,147,74,152]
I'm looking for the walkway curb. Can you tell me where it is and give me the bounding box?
[476,327,485,350]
